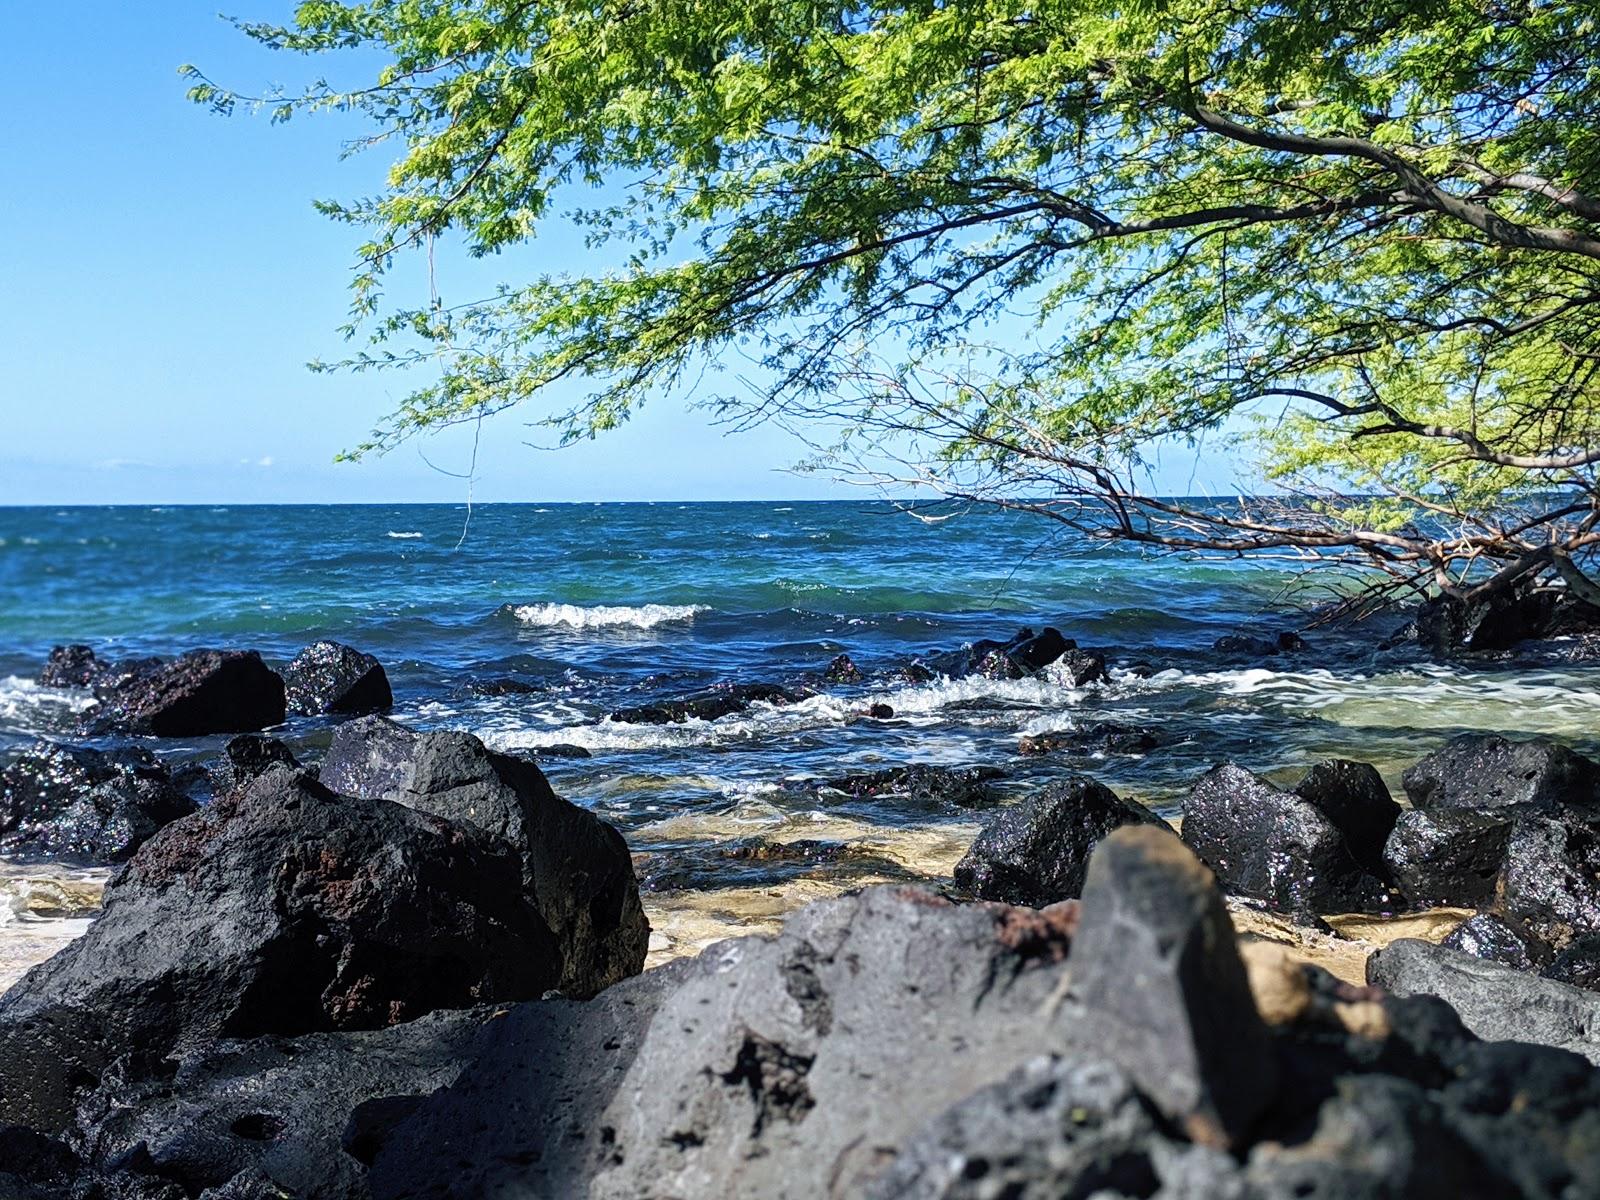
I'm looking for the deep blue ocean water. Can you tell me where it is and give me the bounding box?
[2,501,1597,902]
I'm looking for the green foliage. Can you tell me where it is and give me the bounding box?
[196,0,1600,588]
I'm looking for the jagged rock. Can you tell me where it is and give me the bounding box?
[1442,912,1545,972]
[37,645,103,689]
[1181,763,1393,913]
[1368,938,1600,1065]
[370,887,1083,1200]
[1415,585,1561,654]
[822,653,864,683]
[281,641,392,716]
[1499,812,1600,943]
[1056,648,1108,686]
[0,768,558,1132]
[73,1008,494,1200]
[952,776,1164,906]
[795,763,1006,811]
[1070,825,1276,1148]
[1382,808,1516,908]
[973,627,1072,678]
[529,743,592,760]
[0,1125,184,1200]
[1401,734,1600,813]
[87,650,286,737]
[1016,723,1161,756]
[0,741,196,864]
[1290,759,1399,877]
[320,717,647,997]
[607,681,806,725]
[209,735,301,797]
[455,676,542,696]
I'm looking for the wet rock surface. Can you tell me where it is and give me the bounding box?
[952,776,1163,906]
[1211,629,1306,658]
[282,640,393,716]
[1382,808,1516,908]
[37,644,104,689]
[1401,734,1600,813]
[85,649,287,737]
[320,716,648,997]
[1441,912,1546,972]
[1499,811,1600,944]
[606,681,808,725]
[1181,762,1394,913]
[0,742,197,864]
[1016,722,1161,756]
[209,734,302,797]
[0,767,559,1132]
[634,836,911,893]
[791,763,1006,810]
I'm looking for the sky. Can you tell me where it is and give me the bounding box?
[0,3,1236,506]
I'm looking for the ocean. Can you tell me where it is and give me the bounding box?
[2,500,1597,973]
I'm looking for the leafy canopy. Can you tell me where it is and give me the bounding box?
[190,0,1600,595]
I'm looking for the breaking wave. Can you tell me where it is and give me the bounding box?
[510,602,710,630]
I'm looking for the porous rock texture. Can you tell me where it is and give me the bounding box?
[0,767,559,1132]
[282,640,393,716]
[320,716,648,997]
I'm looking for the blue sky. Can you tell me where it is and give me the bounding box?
[0,3,1236,505]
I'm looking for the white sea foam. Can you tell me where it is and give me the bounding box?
[511,602,709,630]
[0,676,96,723]
[386,531,424,540]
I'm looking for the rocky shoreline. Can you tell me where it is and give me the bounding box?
[4,617,1600,1197]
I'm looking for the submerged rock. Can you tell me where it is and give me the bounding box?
[1211,629,1306,658]
[37,644,103,689]
[0,741,196,864]
[282,640,392,716]
[952,776,1163,906]
[821,652,864,683]
[607,681,807,725]
[0,768,558,1132]
[87,649,286,737]
[1382,808,1516,908]
[1181,762,1393,913]
[795,763,1006,810]
[1401,733,1600,813]
[1016,722,1161,757]
[320,716,647,997]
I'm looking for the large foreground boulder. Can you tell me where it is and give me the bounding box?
[74,1008,496,1200]
[87,649,287,737]
[282,641,393,716]
[1368,938,1600,1066]
[1181,762,1396,912]
[320,717,648,997]
[0,741,196,864]
[0,768,559,1132]
[1401,734,1600,813]
[953,776,1163,905]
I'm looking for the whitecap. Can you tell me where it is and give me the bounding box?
[0,676,97,723]
[387,531,424,540]
[511,602,709,630]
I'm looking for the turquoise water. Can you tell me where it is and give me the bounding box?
[2,501,1596,861]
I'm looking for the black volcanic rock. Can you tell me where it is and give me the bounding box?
[0,767,558,1133]
[1500,812,1600,944]
[607,681,807,725]
[1290,758,1400,877]
[0,741,196,864]
[1017,722,1161,756]
[1441,912,1546,972]
[1402,734,1600,814]
[282,640,393,716]
[1181,762,1393,912]
[1383,808,1517,908]
[87,649,286,737]
[320,716,647,997]
[953,776,1164,905]
[210,734,302,797]
[37,644,103,689]
[796,763,1006,810]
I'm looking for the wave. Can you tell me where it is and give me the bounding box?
[510,602,709,630]
[0,676,97,724]
[386,531,424,540]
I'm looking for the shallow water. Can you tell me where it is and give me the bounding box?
[1,501,1595,984]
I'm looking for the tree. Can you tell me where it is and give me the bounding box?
[188,0,1600,620]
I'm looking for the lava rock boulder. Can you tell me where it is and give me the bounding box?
[281,640,393,716]
[37,644,103,689]
[87,649,286,737]
[798,763,1006,811]
[1401,734,1600,814]
[1181,762,1395,913]
[0,767,559,1133]
[1382,808,1517,908]
[953,776,1164,906]
[320,717,648,997]
[208,734,302,798]
[0,741,197,864]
